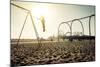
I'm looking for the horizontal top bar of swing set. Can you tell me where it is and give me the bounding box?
[11,3,30,12]
[11,3,95,22]
[61,14,95,23]
[11,3,41,20]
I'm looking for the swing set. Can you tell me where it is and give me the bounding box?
[11,3,45,45]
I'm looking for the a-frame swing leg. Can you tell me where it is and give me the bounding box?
[17,12,29,45]
[29,12,40,44]
[17,12,40,46]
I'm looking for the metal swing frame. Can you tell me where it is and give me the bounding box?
[11,3,41,45]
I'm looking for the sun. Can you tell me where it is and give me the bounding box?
[31,4,49,32]
[32,5,48,19]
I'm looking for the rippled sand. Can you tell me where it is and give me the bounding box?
[11,40,95,66]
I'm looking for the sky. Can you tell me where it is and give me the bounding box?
[11,1,95,39]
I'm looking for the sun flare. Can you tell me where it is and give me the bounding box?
[32,5,49,19]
